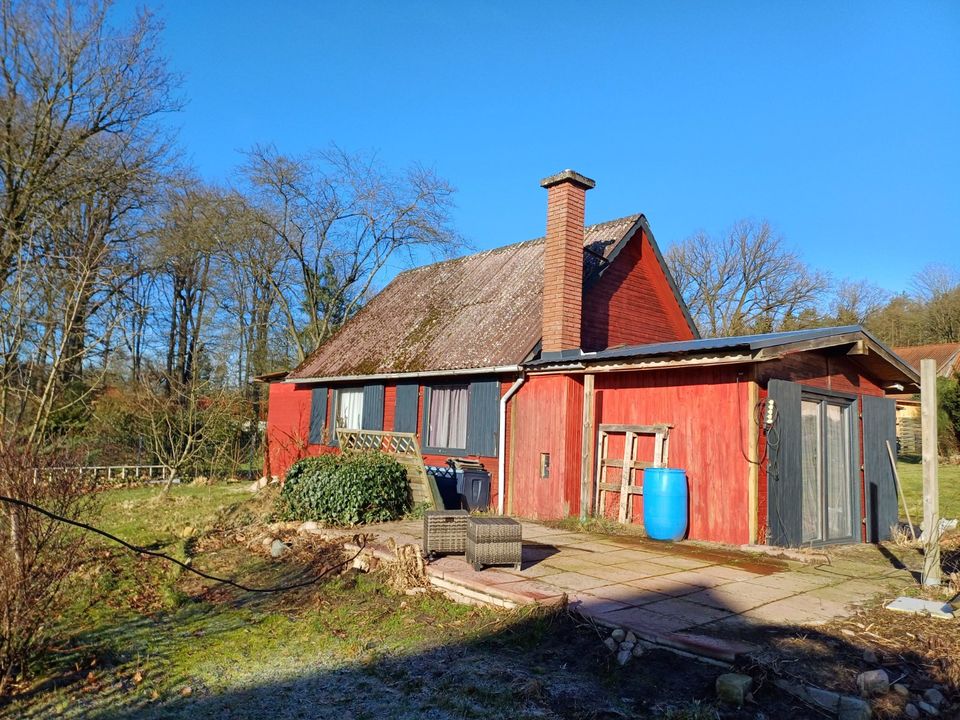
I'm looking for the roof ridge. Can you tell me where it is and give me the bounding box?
[398,213,644,278]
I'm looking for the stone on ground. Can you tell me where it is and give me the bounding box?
[716,673,752,706]
[615,650,631,666]
[856,668,889,697]
[905,703,920,719]
[270,539,289,558]
[631,644,644,657]
[893,683,910,697]
[917,700,939,716]
[603,637,617,652]
[611,628,625,642]
[838,695,872,720]
[862,649,878,664]
[922,688,945,708]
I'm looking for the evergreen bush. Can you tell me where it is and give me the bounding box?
[277,451,410,525]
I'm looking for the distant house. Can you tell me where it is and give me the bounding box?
[264,170,918,547]
[892,343,960,379]
[889,342,960,454]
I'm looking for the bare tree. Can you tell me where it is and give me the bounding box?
[830,279,890,327]
[912,263,960,343]
[0,0,178,283]
[0,0,177,447]
[240,145,461,363]
[0,446,97,695]
[666,219,829,337]
[136,368,243,493]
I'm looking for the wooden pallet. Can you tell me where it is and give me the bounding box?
[595,423,671,523]
[337,429,443,509]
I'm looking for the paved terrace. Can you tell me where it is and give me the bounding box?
[356,519,914,661]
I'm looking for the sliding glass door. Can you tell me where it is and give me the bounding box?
[800,395,857,544]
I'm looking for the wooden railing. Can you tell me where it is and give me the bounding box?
[337,429,441,509]
[34,465,177,486]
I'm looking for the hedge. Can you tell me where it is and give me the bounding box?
[277,451,410,525]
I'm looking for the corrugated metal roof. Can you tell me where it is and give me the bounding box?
[892,343,960,376]
[287,215,643,380]
[543,325,866,364]
[525,325,919,385]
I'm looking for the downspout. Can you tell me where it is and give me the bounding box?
[497,373,526,514]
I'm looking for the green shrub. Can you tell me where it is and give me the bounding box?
[277,451,410,525]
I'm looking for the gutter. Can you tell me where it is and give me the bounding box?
[285,365,522,385]
[497,373,526,514]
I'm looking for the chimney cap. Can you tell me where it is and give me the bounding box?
[540,169,596,190]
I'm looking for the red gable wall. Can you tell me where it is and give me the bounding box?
[582,227,695,351]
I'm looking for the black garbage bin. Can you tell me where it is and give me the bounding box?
[425,465,459,509]
[446,458,490,511]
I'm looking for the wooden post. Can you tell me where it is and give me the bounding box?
[580,373,596,520]
[920,358,941,587]
[747,375,760,545]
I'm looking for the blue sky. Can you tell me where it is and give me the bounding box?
[121,1,958,292]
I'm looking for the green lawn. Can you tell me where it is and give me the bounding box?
[1,484,756,720]
[896,459,960,522]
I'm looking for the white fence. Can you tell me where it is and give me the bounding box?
[35,465,178,486]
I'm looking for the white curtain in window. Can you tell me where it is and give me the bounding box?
[337,389,364,430]
[428,386,468,449]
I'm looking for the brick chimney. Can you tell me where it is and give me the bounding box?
[540,169,595,358]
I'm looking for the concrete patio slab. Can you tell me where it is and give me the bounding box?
[360,517,915,661]
[683,580,799,613]
[598,605,693,634]
[582,564,660,582]
[642,597,735,626]
[541,571,614,592]
[623,574,704,597]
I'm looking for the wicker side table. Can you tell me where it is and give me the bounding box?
[422,510,469,557]
[466,517,522,571]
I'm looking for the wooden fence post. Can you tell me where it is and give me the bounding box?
[920,358,941,587]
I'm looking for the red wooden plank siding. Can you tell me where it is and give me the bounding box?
[756,353,885,397]
[265,377,510,508]
[264,382,320,478]
[382,383,396,431]
[581,228,695,351]
[594,366,753,545]
[509,374,584,520]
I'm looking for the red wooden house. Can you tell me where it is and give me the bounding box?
[264,170,918,547]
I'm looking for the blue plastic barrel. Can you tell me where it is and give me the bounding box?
[642,468,688,541]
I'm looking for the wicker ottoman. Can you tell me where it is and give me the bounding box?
[466,517,522,571]
[422,510,469,557]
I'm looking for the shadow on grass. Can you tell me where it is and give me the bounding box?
[3,560,956,720]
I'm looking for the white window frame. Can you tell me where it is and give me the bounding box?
[335,388,364,431]
[425,384,469,452]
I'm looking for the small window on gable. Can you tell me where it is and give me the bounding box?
[335,388,364,431]
[426,384,468,450]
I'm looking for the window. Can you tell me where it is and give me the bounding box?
[426,384,468,450]
[800,395,855,544]
[335,388,364,431]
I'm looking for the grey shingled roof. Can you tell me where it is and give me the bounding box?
[286,215,650,380]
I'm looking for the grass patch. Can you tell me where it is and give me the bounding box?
[896,458,960,521]
[2,484,810,719]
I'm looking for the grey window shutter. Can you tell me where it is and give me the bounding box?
[362,384,384,430]
[394,382,419,433]
[862,395,898,542]
[766,379,802,546]
[466,379,500,457]
[309,387,328,445]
